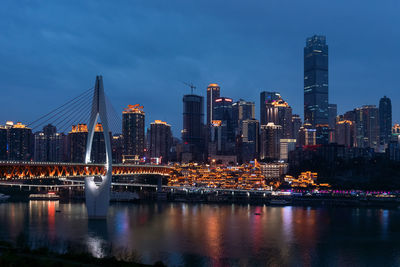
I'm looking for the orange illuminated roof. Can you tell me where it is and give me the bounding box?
[123,104,145,114]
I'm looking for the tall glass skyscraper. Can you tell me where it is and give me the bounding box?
[379,96,392,146]
[304,35,329,127]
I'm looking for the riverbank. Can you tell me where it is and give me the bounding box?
[0,240,165,267]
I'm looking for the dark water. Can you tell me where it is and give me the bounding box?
[0,201,400,266]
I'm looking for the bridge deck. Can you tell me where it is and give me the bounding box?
[0,161,174,180]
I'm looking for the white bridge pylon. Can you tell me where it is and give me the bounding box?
[84,75,112,219]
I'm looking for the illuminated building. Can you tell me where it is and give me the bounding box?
[335,120,354,147]
[328,104,337,130]
[240,119,259,163]
[182,94,205,162]
[260,123,282,161]
[354,105,379,151]
[112,134,123,164]
[379,96,392,146]
[8,122,33,161]
[34,124,66,162]
[284,171,329,188]
[206,83,220,127]
[297,123,316,146]
[265,98,293,139]
[292,114,302,141]
[259,162,288,180]
[122,104,145,160]
[232,99,255,132]
[393,124,400,135]
[213,97,235,155]
[0,126,7,160]
[260,91,281,126]
[68,123,107,163]
[68,124,88,163]
[149,120,172,163]
[280,139,296,161]
[304,35,329,127]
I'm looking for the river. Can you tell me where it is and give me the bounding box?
[0,201,399,266]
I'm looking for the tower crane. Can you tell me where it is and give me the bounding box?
[182,82,196,94]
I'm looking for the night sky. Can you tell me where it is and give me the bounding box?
[1,1,399,136]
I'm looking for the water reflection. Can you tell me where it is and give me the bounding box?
[0,202,399,266]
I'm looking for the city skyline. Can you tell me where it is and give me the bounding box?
[1,1,400,137]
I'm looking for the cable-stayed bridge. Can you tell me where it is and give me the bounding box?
[0,76,172,218]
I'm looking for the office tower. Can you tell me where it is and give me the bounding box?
[280,139,297,161]
[0,126,7,160]
[328,104,337,129]
[233,99,255,126]
[335,120,353,147]
[207,83,220,127]
[149,120,172,163]
[265,98,293,139]
[8,122,33,161]
[292,114,302,141]
[213,97,236,155]
[354,105,380,151]
[111,134,124,164]
[297,123,316,147]
[68,124,88,163]
[240,119,259,163]
[34,124,66,162]
[122,105,145,161]
[260,91,281,126]
[182,94,205,162]
[260,123,282,161]
[379,96,392,146]
[316,124,330,144]
[304,35,329,126]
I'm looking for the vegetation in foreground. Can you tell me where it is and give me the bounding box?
[0,234,166,267]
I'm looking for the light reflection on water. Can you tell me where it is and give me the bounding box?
[0,201,400,266]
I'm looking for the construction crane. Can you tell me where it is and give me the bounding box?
[182,82,196,94]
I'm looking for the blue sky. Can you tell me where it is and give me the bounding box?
[1,0,399,136]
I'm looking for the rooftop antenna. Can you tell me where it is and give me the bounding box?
[182,81,196,94]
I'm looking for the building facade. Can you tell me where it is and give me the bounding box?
[304,35,329,126]
[122,105,145,160]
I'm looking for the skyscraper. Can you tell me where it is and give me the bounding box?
[206,83,220,127]
[260,91,281,126]
[379,96,392,146]
[68,124,88,163]
[232,99,255,132]
[265,98,293,139]
[260,123,282,161]
[34,124,66,162]
[354,105,380,151]
[304,35,329,126]
[292,114,302,141]
[328,104,337,129]
[240,119,259,163]
[149,120,172,163]
[213,97,235,155]
[182,94,205,162]
[122,105,145,161]
[8,122,33,161]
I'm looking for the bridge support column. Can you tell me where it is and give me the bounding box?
[84,76,112,219]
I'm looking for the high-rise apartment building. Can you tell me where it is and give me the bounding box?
[8,122,33,161]
[292,114,302,141]
[34,124,66,162]
[328,104,337,129]
[304,35,329,126]
[149,120,172,163]
[265,98,293,139]
[122,105,145,160]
